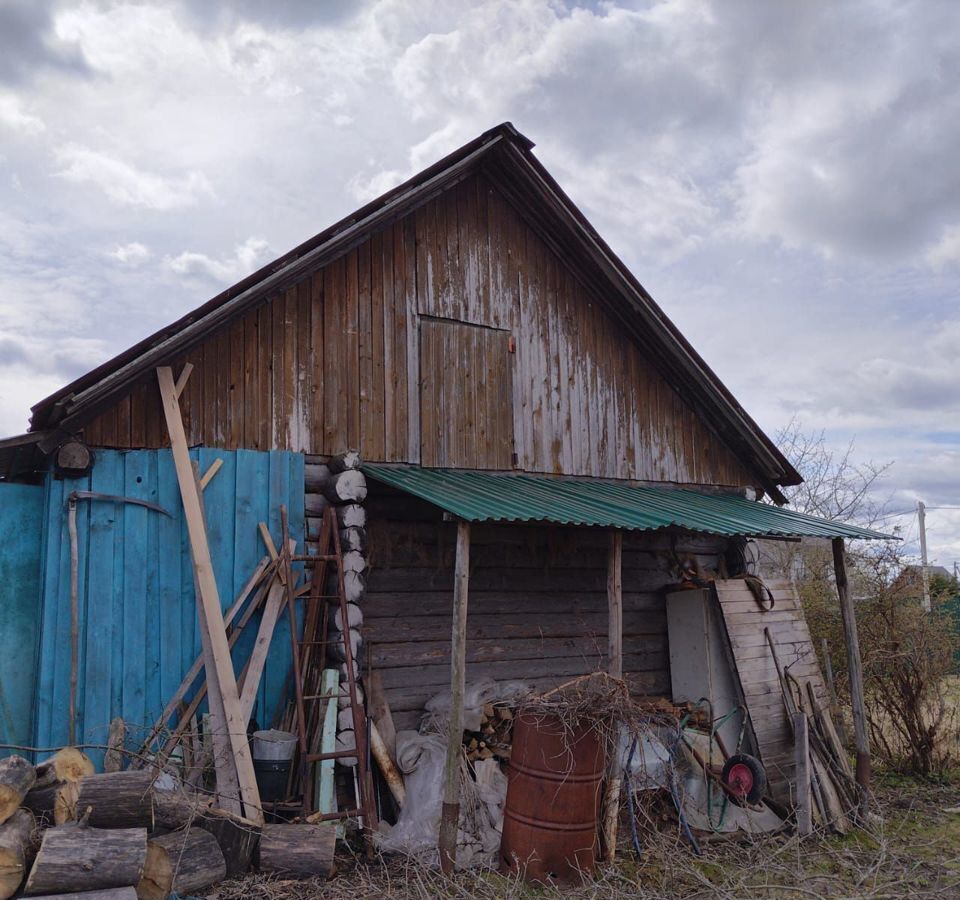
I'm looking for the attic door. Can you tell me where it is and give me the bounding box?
[419,318,514,469]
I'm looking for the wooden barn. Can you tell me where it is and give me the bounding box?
[0,124,885,828]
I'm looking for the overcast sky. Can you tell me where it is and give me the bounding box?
[0,0,957,566]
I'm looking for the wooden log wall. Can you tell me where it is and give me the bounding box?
[83,172,757,489]
[362,490,729,731]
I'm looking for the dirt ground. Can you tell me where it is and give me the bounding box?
[206,776,960,899]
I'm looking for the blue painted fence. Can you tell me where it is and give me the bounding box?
[33,448,304,765]
[0,483,44,753]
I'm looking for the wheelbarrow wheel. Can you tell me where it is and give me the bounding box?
[721,753,766,805]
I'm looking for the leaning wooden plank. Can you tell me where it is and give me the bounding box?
[135,556,272,764]
[154,569,275,768]
[313,669,339,818]
[256,824,336,879]
[238,541,296,723]
[58,772,156,829]
[0,757,36,825]
[366,672,397,765]
[156,366,263,826]
[0,809,37,900]
[370,723,404,808]
[138,828,226,900]
[23,825,147,896]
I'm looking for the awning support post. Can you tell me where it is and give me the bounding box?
[601,529,624,861]
[439,520,470,874]
[607,530,623,679]
[832,537,871,796]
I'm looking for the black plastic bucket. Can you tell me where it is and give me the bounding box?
[253,757,291,803]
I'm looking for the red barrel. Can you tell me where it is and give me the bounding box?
[500,711,607,882]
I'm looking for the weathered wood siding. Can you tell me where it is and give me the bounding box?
[362,491,729,730]
[84,173,757,488]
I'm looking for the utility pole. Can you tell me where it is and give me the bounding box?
[918,501,931,611]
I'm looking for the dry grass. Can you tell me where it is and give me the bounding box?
[205,779,960,900]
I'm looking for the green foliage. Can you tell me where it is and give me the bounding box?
[802,545,960,778]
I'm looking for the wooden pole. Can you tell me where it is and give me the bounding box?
[439,520,470,875]
[601,529,623,861]
[156,366,263,825]
[607,530,623,679]
[793,712,812,835]
[831,537,870,794]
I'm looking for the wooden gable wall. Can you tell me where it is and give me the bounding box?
[83,172,757,488]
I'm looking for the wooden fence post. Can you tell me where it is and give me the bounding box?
[832,537,871,796]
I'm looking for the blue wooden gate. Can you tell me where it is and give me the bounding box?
[34,448,304,765]
[0,483,45,754]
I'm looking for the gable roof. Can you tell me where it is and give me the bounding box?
[25,122,801,494]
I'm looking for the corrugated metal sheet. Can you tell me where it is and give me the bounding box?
[364,465,892,540]
[35,449,304,765]
[0,483,44,753]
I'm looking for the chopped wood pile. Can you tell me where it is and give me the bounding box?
[464,703,514,763]
[0,750,336,898]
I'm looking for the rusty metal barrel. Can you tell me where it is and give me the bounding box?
[499,710,607,882]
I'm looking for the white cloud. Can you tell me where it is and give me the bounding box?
[167,237,272,284]
[52,144,214,210]
[925,224,960,270]
[109,242,151,265]
[0,93,45,135]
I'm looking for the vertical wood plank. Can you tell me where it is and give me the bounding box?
[358,239,375,458]
[345,248,361,450]
[607,531,623,679]
[309,271,325,454]
[382,224,397,460]
[369,230,386,462]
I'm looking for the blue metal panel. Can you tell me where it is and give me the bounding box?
[34,449,304,765]
[0,483,44,755]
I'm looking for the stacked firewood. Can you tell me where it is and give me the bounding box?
[463,703,515,764]
[0,748,334,899]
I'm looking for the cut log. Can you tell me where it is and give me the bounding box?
[138,828,226,900]
[22,783,64,827]
[151,787,213,831]
[256,824,336,879]
[339,527,367,552]
[35,749,94,787]
[342,550,367,574]
[344,571,365,604]
[196,807,260,879]
[306,465,367,502]
[64,772,156,829]
[329,628,362,663]
[0,756,37,825]
[327,451,361,473]
[24,889,137,900]
[336,504,366,529]
[334,602,363,631]
[23,825,147,895]
[0,809,37,900]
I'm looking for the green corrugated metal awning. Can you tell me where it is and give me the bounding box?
[364,465,893,540]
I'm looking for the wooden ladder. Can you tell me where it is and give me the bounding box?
[282,504,377,835]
